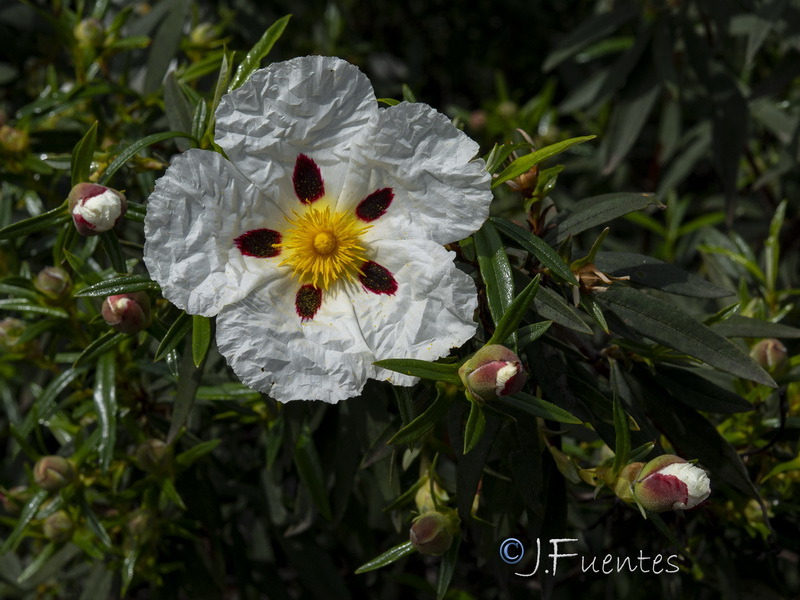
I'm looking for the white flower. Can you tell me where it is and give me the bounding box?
[68,183,127,235]
[144,56,491,403]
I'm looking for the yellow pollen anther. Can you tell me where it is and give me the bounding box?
[313,231,337,255]
[279,204,371,290]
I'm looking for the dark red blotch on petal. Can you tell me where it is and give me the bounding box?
[293,154,325,204]
[359,261,398,295]
[355,188,393,222]
[235,229,282,258]
[296,284,323,321]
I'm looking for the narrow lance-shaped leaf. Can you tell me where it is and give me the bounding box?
[354,541,416,574]
[75,274,160,297]
[388,383,454,446]
[155,311,192,362]
[229,14,292,91]
[373,358,461,385]
[490,217,577,284]
[94,352,117,473]
[0,489,48,554]
[474,221,515,341]
[492,135,596,188]
[0,204,69,240]
[294,423,333,521]
[99,131,196,185]
[192,315,211,367]
[487,274,540,346]
[437,535,461,600]
[610,375,631,477]
[167,337,206,443]
[99,230,127,274]
[598,286,776,387]
[463,401,487,454]
[74,331,127,368]
[495,392,582,424]
[71,121,98,186]
[544,193,662,244]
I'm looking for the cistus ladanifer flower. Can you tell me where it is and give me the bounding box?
[101,292,151,334]
[144,56,492,403]
[68,183,127,236]
[458,344,526,403]
[633,455,711,512]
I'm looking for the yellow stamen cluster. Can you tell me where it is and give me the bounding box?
[279,205,371,289]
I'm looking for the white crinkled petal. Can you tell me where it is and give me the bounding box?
[215,278,374,403]
[338,102,491,245]
[144,149,288,317]
[215,56,377,208]
[354,238,478,386]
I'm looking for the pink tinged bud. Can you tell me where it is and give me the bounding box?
[42,510,73,542]
[68,183,127,236]
[33,456,75,492]
[750,338,788,374]
[633,455,710,512]
[102,292,151,334]
[409,511,457,556]
[458,344,526,403]
[34,267,72,299]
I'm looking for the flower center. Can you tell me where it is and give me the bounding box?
[280,204,371,290]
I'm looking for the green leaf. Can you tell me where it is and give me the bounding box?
[73,331,127,368]
[167,338,206,443]
[598,286,776,387]
[16,542,55,584]
[176,438,221,469]
[0,489,48,554]
[594,252,733,299]
[653,365,753,414]
[377,97,400,106]
[610,381,631,476]
[490,217,577,284]
[71,121,98,186]
[93,352,117,473]
[0,204,69,240]
[463,401,486,454]
[143,0,189,94]
[75,273,159,297]
[710,315,800,339]
[487,275,540,346]
[496,392,582,424]
[373,358,461,385]
[542,4,638,71]
[159,477,187,510]
[601,72,660,174]
[155,311,192,362]
[517,321,553,346]
[203,49,234,142]
[492,135,596,188]
[532,286,592,334]
[474,221,514,338]
[388,384,454,445]
[229,15,291,91]
[294,424,333,521]
[437,535,461,600]
[78,563,113,600]
[0,300,68,318]
[191,315,211,367]
[78,491,113,549]
[164,72,194,150]
[354,541,415,574]
[99,230,127,273]
[99,131,196,185]
[126,201,146,223]
[545,193,662,244]
[35,367,88,422]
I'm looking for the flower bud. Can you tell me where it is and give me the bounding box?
[0,125,29,155]
[127,509,155,540]
[409,509,459,556]
[633,455,710,512]
[458,345,526,403]
[102,292,151,334]
[34,267,72,300]
[74,18,105,49]
[42,510,73,542]
[750,339,788,374]
[68,183,127,236]
[1,486,31,515]
[33,456,75,492]
[0,318,26,350]
[135,439,171,475]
